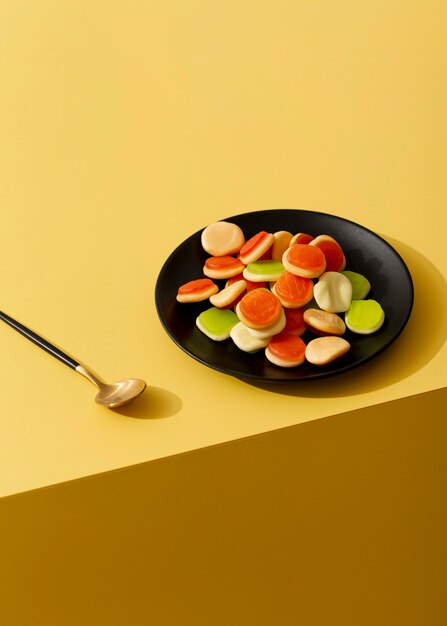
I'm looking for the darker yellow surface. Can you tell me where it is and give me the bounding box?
[1,0,447,497]
[1,388,446,626]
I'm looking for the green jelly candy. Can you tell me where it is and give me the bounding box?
[345,300,385,334]
[245,260,285,281]
[340,271,371,300]
[196,307,239,341]
[246,260,284,275]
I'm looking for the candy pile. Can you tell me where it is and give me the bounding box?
[176,221,385,368]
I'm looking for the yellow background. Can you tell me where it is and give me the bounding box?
[0,1,446,624]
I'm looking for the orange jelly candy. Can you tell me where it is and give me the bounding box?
[283,308,306,336]
[203,255,245,279]
[176,278,218,303]
[310,237,346,272]
[266,331,306,366]
[272,271,314,308]
[237,288,282,329]
[282,244,326,278]
[290,232,314,245]
[238,231,274,265]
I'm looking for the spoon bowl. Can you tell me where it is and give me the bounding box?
[76,366,146,408]
[96,378,147,408]
[95,378,146,409]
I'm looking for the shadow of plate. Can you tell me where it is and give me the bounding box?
[244,237,447,398]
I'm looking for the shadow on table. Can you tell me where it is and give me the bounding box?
[245,237,447,398]
[111,385,182,419]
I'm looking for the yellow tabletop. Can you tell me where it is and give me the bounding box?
[1,3,446,625]
[1,0,446,499]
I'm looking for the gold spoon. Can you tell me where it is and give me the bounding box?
[0,310,146,408]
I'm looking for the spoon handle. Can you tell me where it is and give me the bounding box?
[0,310,79,369]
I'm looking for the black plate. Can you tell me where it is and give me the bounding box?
[155,209,414,381]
